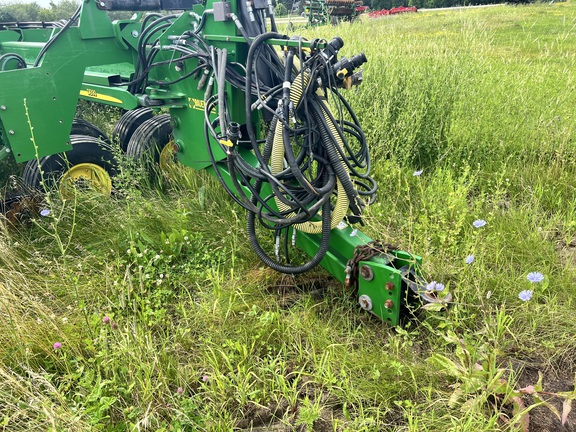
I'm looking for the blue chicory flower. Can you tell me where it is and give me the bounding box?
[518,290,533,302]
[40,209,50,217]
[526,272,544,283]
[413,170,423,176]
[473,219,487,228]
[465,255,475,264]
[426,281,445,292]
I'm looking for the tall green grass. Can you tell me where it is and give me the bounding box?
[1,2,576,430]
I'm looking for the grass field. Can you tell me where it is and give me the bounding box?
[1,2,576,431]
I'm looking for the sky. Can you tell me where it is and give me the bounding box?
[3,0,75,10]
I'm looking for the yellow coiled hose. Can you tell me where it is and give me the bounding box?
[270,72,351,234]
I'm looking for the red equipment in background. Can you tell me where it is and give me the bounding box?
[368,5,417,17]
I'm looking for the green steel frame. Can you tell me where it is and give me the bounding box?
[0,0,435,325]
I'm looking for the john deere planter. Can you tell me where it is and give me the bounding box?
[0,0,449,325]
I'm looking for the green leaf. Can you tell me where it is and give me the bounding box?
[535,372,544,392]
[533,393,561,420]
[422,302,446,312]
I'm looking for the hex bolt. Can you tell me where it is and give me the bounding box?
[131,30,139,38]
[358,294,373,311]
[8,130,14,135]
[99,1,106,6]
[0,105,6,110]
[360,265,374,281]
[384,299,394,309]
[385,282,395,290]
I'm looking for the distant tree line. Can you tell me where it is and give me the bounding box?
[0,0,79,21]
[0,0,134,22]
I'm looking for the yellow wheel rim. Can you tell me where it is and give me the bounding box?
[159,141,178,174]
[59,163,112,197]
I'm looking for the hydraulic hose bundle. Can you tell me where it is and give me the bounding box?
[107,4,374,274]
[204,33,374,273]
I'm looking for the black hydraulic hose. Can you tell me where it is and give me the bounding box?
[33,5,80,67]
[320,105,367,175]
[244,32,288,167]
[268,7,278,33]
[0,53,26,70]
[311,101,363,216]
[247,180,332,274]
[206,90,333,226]
[131,16,175,93]
[137,23,173,89]
[238,0,259,38]
[279,52,320,198]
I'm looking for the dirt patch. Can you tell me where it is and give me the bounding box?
[509,357,576,432]
[235,399,291,430]
[557,235,576,267]
[265,272,336,308]
[236,376,350,431]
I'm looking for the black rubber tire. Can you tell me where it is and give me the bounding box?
[22,135,118,191]
[126,114,173,165]
[112,107,154,151]
[71,118,110,143]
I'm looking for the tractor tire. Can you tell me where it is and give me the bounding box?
[71,118,110,143]
[112,107,154,151]
[126,114,175,172]
[22,135,118,196]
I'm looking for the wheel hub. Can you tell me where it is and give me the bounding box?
[59,163,112,197]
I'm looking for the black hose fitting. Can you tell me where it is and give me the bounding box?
[333,52,367,80]
[227,122,242,145]
[321,36,344,63]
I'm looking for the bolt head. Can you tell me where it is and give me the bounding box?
[131,30,139,38]
[358,294,373,311]
[0,105,6,110]
[359,265,374,281]
[385,282,395,290]
[384,299,394,309]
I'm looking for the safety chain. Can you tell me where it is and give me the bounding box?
[344,240,399,290]
[344,240,453,305]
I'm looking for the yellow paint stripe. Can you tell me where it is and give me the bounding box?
[80,89,123,105]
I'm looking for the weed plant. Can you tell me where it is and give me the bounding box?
[1,2,576,431]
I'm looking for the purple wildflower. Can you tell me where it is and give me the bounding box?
[40,209,50,217]
[518,290,533,302]
[102,316,110,324]
[53,342,62,350]
[413,170,423,176]
[177,387,183,394]
[202,374,209,382]
[465,255,475,264]
[426,281,445,292]
[527,272,544,283]
[473,219,487,228]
